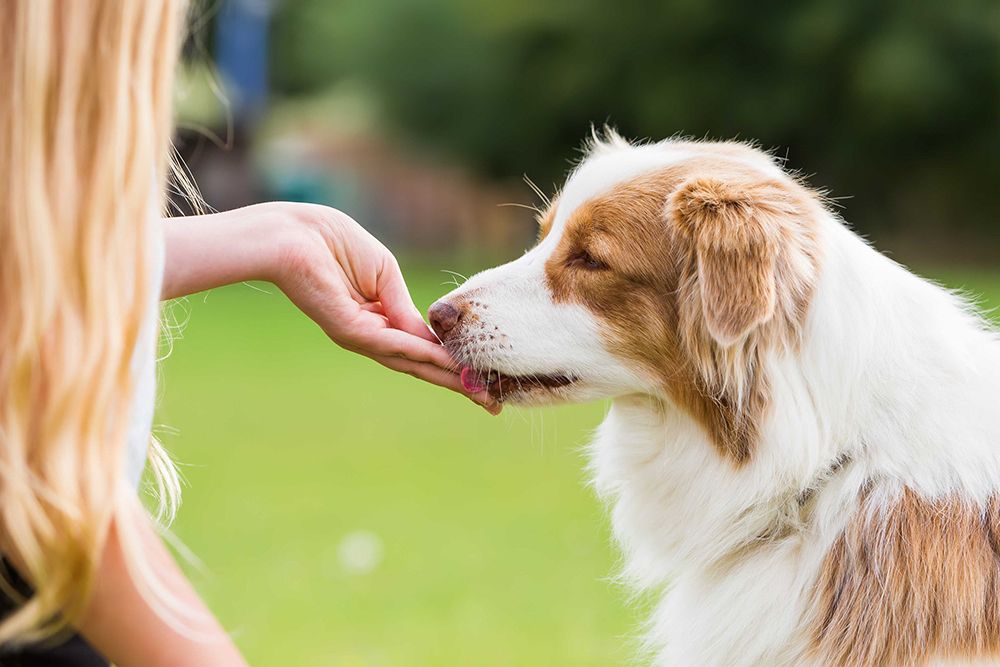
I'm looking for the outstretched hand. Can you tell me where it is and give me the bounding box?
[271,203,500,414]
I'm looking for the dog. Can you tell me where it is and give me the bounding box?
[428,132,1000,666]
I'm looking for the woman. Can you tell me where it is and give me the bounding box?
[0,2,495,664]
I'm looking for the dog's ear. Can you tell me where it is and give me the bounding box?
[671,177,792,347]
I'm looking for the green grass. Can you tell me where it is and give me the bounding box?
[155,264,999,666]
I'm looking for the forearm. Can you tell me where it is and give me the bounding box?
[161,204,294,300]
[76,497,246,667]
[160,201,496,409]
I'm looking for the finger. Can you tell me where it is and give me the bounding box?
[480,397,503,416]
[364,329,458,369]
[376,259,439,343]
[371,355,501,414]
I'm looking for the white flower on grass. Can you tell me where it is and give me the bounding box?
[337,530,384,575]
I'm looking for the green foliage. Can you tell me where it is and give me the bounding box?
[270,0,1000,237]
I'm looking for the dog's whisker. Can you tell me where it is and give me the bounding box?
[439,269,469,284]
[523,174,551,208]
[497,202,542,215]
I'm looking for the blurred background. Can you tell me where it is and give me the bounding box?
[159,1,1000,664]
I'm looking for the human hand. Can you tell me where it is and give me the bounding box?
[267,203,501,414]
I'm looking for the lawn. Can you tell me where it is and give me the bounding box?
[155,263,999,667]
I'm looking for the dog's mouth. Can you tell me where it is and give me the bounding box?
[460,367,575,401]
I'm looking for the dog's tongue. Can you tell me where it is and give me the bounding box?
[461,366,488,393]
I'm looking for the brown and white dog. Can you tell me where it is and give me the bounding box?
[428,132,1000,666]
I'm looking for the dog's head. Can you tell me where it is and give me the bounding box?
[431,134,823,461]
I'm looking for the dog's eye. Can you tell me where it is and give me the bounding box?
[568,250,608,271]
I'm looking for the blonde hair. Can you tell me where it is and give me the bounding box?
[0,0,186,643]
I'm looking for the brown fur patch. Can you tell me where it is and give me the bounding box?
[672,178,783,345]
[813,488,1000,666]
[543,150,821,463]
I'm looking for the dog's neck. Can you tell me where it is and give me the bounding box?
[804,223,1000,501]
[589,395,853,588]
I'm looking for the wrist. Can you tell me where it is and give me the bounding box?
[253,201,339,291]
[235,202,304,285]
[161,202,336,300]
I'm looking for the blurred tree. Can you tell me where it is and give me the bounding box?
[269,0,1000,242]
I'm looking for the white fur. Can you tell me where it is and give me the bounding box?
[436,137,1000,665]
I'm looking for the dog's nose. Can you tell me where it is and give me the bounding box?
[428,300,462,340]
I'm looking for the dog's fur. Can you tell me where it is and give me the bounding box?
[430,133,1000,666]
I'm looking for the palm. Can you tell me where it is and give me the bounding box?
[275,205,496,413]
